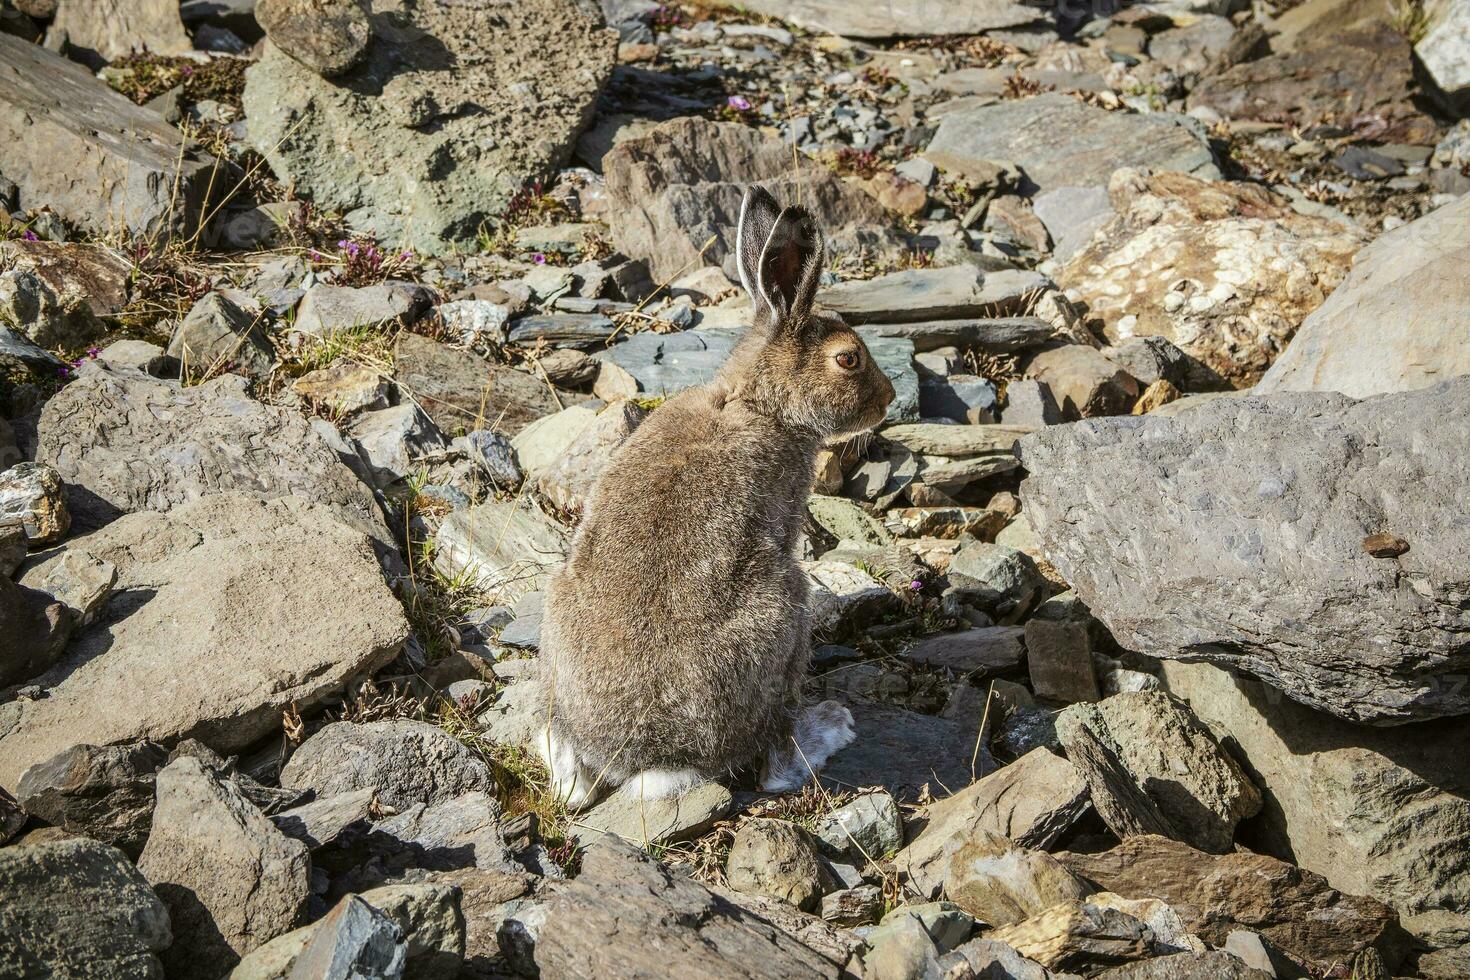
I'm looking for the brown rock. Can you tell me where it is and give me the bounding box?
[394,332,562,438]
[1133,379,1182,414]
[47,0,191,64]
[894,747,1090,898]
[986,901,1157,974]
[947,831,1092,926]
[864,172,929,216]
[1188,24,1437,144]
[1363,532,1409,558]
[726,819,827,912]
[1057,835,1410,972]
[602,116,894,281]
[255,0,372,77]
[1025,345,1140,420]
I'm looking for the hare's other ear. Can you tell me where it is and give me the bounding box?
[757,206,824,325]
[737,186,782,317]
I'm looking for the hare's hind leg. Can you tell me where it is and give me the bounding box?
[759,701,856,793]
[535,726,599,811]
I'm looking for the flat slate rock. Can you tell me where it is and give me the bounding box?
[570,780,734,847]
[592,329,739,396]
[818,266,1049,325]
[856,317,1055,354]
[395,332,562,438]
[925,93,1217,195]
[706,0,1042,37]
[507,313,617,349]
[0,33,213,240]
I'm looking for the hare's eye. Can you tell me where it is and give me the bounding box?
[835,351,860,371]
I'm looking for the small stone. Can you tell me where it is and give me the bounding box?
[726,818,826,911]
[1133,379,1183,414]
[1002,378,1063,426]
[947,542,1044,621]
[1026,591,1101,703]
[919,373,998,423]
[1026,344,1140,420]
[270,787,376,850]
[813,790,903,861]
[822,884,884,928]
[1363,532,1409,558]
[498,591,544,649]
[571,779,734,848]
[985,901,1156,974]
[255,0,373,77]
[280,720,496,810]
[29,550,116,625]
[169,290,274,378]
[893,747,1090,899]
[97,338,172,376]
[947,830,1092,927]
[905,626,1025,673]
[348,403,449,485]
[292,361,390,416]
[450,433,518,493]
[288,895,407,979]
[294,282,430,339]
[0,462,69,545]
[433,498,568,603]
[434,299,513,347]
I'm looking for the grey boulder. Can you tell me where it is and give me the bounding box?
[0,838,172,978]
[15,740,168,853]
[280,720,495,811]
[244,0,617,255]
[1056,691,1261,853]
[35,365,383,537]
[0,493,409,788]
[1021,380,1470,724]
[925,93,1217,194]
[1257,192,1470,399]
[0,33,212,240]
[138,756,311,975]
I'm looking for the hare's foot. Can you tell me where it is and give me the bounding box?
[535,727,599,811]
[626,767,705,801]
[758,701,857,793]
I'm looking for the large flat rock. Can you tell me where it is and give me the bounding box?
[35,365,383,537]
[1256,192,1470,398]
[244,0,617,255]
[0,493,409,788]
[818,266,1049,325]
[707,0,1042,37]
[925,93,1217,195]
[1020,380,1470,724]
[0,33,213,240]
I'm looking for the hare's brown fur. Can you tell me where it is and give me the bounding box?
[539,189,894,801]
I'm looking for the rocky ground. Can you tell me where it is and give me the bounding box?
[1,0,1468,977]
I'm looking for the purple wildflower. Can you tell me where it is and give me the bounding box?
[727,95,751,112]
[909,579,923,592]
[21,230,38,242]
[531,252,547,265]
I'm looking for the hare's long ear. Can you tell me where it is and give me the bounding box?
[757,206,824,327]
[736,186,782,318]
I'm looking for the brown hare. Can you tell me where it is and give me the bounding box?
[537,187,896,808]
